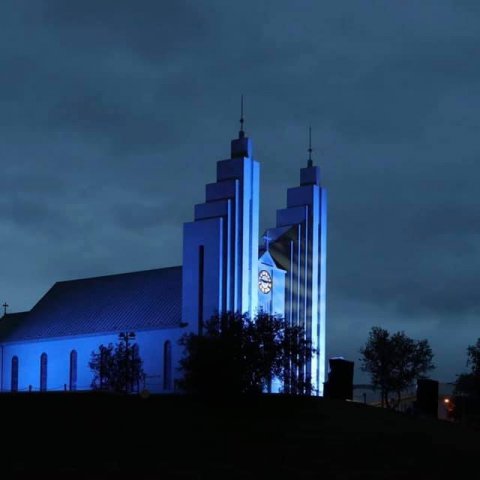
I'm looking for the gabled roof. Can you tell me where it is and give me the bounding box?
[263,225,292,244]
[258,250,284,270]
[260,225,298,271]
[0,266,182,343]
[0,312,30,340]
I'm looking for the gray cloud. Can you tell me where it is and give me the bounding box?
[1,0,479,381]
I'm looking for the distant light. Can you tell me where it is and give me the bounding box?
[444,398,450,404]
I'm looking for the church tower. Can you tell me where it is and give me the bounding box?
[262,131,327,395]
[182,113,260,332]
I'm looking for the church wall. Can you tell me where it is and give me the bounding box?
[277,205,308,227]
[271,268,286,318]
[318,189,328,391]
[182,218,224,333]
[1,327,183,393]
[248,160,260,316]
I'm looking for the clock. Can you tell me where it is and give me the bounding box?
[258,270,272,294]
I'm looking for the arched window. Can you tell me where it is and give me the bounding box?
[11,356,19,392]
[40,353,47,392]
[69,350,77,391]
[163,340,172,391]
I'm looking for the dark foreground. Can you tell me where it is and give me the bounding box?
[1,392,479,479]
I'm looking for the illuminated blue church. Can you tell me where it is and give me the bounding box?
[0,121,327,395]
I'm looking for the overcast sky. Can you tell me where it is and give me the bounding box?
[1,0,479,382]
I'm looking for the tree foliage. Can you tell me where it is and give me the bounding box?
[360,326,435,408]
[89,334,145,394]
[454,338,480,398]
[178,311,315,395]
[466,338,480,376]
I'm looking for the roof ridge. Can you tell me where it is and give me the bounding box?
[54,265,182,285]
[1,311,30,319]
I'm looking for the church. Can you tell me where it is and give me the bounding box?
[0,120,327,395]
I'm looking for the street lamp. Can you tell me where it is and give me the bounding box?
[119,331,136,346]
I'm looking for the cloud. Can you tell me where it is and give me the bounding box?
[0,0,479,381]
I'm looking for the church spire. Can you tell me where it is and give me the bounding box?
[307,125,313,167]
[231,94,252,158]
[239,94,245,139]
[300,125,320,186]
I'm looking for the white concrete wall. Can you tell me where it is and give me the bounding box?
[1,327,183,393]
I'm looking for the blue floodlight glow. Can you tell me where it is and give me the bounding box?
[0,129,327,396]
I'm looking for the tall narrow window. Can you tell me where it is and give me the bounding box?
[40,353,47,392]
[132,344,141,393]
[11,356,18,392]
[198,245,205,335]
[69,350,77,391]
[163,340,172,391]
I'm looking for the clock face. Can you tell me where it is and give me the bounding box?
[258,270,273,294]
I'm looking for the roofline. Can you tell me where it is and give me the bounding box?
[0,324,184,346]
[53,265,182,286]
[0,311,30,322]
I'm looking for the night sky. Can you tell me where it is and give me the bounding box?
[2,1,479,383]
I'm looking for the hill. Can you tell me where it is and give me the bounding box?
[1,392,478,478]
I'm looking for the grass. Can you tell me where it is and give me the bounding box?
[0,392,478,478]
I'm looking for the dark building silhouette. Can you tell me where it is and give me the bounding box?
[324,358,354,400]
[415,378,439,417]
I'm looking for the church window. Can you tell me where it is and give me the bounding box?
[11,356,19,392]
[163,340,172,391]
[40,353,47,391]
[69,350,78,391]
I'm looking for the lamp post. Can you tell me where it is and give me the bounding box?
[119,332,136,393]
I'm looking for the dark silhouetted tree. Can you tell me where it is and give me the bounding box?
[89,332,145,394]
[454,338,480,399]
[360,326,435,408]
[178,311,315,395]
